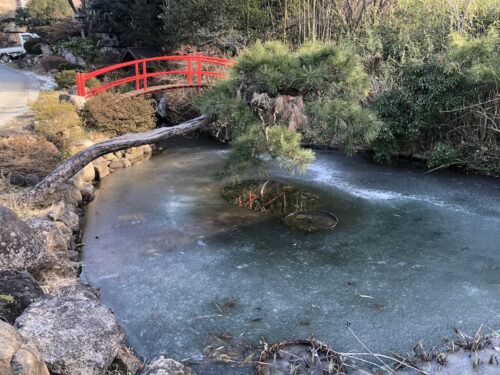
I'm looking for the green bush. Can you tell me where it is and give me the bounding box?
[55,70,101,90]
[23,38,42,54]
[82,92,156,136]
[57,62,83,71]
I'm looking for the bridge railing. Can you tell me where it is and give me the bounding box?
[76,53,236,98]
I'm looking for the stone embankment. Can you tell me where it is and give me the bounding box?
[0,144,196,375]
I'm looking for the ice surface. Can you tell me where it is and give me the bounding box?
[81,138,500,374]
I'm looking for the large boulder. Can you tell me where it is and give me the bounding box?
[15,296,126,375]
[26,218,69,258]
[141,355,196,375]
[11,342,50,375]
[0,320,23,374]
[0,321,49,375]
[0,269,44,325]
[0,206,55,275]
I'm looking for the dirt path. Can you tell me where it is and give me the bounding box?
[0,64,52,129]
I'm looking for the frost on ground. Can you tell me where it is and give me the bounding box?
[24,71,57,90]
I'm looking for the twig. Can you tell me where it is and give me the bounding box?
[345,323,398,375]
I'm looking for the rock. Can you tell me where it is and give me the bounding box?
[114,345,143,374]
[26,218,68,257]
[72,163,96,187]
[40,44,53,55]
[0,206,55,275]
[11,342,50,375]
[125,147,146,163]
[59,210,80,233]
[0,321,50,375]
[80,182,95,203]
[0,269,45,325]
[69,95,86,111]
[58,94,71,103]
[56,280,97,301]
[104,153,117,161]
[10,172,41,188]
[142,145,153,154]
[15,296,126,375]
[53,221,72,243]
[43,183,82,209]
[141,355,196,375]
[109,158,132,169]
[94,162,110,180]
[46,200,65,221]
[69,140,94,157]
[67,250,79,262]
[0,320,23,375]
[57,47,86,67]
[155,97,168,119]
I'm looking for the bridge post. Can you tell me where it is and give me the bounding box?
[196,52,202,85]
[187,56,192,85]
[76,73,84,97]
[135,63,140,91]
[142,61,148,92]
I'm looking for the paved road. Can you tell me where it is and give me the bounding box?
[0,64,42,128]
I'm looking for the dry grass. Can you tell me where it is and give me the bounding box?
[0,176,48,218]
[0,133,62,177]
[38,271,79,295]
[0,0,16,15]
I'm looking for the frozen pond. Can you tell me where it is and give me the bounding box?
[81,138,500,374]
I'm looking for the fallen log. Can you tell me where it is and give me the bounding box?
[21,114,216,204]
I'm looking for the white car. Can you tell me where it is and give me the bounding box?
[0,32,39,63]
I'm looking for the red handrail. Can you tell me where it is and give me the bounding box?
[76,53,236,98]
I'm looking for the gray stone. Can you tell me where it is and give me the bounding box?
[141,355,196,375]
[15,296,126,375]
[58,94,71,103]
[80,182,95,203]
[57,47,86,67]
[43,183,82,209]
[0,269,44,325]
[56,280,97,301]
[59,210,80,233]
[46,200,65,221]
[10,172,41,188]
[40,44,53,56]
[26,218,68,257]
[0,206,55,275]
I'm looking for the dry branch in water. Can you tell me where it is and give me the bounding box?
[21,114,216,204]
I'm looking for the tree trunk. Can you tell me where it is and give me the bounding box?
[21,115,216,204]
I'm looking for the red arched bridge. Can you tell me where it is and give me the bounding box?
[75,53,236,99]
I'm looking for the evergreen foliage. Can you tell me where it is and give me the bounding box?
[22,0,72,26]
[199,41,381,177]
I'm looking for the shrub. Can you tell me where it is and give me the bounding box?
[82,92,156,136]
[0,134,61,177]
[57,62,82,72]
[40,56,69,72]
[55,70,100,90]
[29,91,83,157]
[23,38,42,54]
